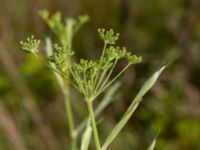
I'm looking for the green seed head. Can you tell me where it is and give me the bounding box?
[126,53,142,64]
[48,44,74,72]
[98,28,119,44]
[20,35,40,54]
[78,15,89,24]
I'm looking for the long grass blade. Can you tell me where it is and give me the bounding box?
[102,66,166,150]
[147,137,157,150]
[147,130,160,150]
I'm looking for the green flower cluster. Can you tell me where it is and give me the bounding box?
[98,28,119,44]
[71,59,98,95]
[39,10,66,38]
[39,10,89,45]
[48,44,74,72]
[20,28,142,100]
[20,35,40,54]
[68,29,142,100]
[72,59,97,73]
[103,46,142,66]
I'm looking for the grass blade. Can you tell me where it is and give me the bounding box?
[148,139,156,150]
[102,66,166,150]
[80,122,92,150]
[147,137,157,150]
[147,130,160,150]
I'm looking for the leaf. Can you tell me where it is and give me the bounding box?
[102,65,166,150]
[80,122,92,150]
[147,130,160,150]
[147,137,157,150]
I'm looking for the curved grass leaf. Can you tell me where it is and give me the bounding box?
[102,66,166,150]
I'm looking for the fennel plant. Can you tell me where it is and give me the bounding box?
[20,10,165,150]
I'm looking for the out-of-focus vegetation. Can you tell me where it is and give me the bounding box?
[0,0,200,150]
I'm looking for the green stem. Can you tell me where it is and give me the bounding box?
[94,64,131,99]
[63,85,76,149]
[84,70,89,97]
[45,38,76,149]
[65,20,78,149]
[94,69,108,94]
[65,19,74,48]
[86,101,101,150]
[93,42,107,88]
[95,58,118,94]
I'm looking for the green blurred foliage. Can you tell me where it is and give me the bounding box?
[0,0,200,150]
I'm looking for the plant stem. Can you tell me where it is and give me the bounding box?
[86,101,101,150]
[63,86,76,150]
[45,38,76,149]
[65,91,74,133]
[95,58,118,94]
[66,19,74,48]
[93,42,107,88]
[94,64,131,99]
[65,20,78,150]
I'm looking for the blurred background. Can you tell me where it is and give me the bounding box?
[0,0,200,150]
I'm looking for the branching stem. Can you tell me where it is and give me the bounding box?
[93,42,107,88]
[94,64,131,99]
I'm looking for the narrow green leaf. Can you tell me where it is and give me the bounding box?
[102,66,166,150]
[147,138,156,150]
[80,122,92,150]
[147,130,160,150]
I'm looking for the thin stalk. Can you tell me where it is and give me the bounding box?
[84,71,89,97]
[45,38,76,149]
[65,19,77,150]
[86,101,101,150]
[70,70,84,93]
[74,71,87,95]
[94,64,131,99]
[93,42,107,88]
[95,58,118,94]
[94,69,108,94]
[66,19,74,48]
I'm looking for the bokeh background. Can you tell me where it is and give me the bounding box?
[0,0,200,150]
